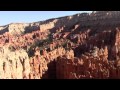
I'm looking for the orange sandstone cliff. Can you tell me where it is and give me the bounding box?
[0,11,120,79]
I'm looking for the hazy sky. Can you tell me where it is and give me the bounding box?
[0,11,92,26]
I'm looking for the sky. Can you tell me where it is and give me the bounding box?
[0,11,92,26]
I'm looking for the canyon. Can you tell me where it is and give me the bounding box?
[0,11,120,79]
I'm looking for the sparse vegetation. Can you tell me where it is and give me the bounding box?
[8,45,16,51]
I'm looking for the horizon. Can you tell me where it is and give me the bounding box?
[0,11,92,26]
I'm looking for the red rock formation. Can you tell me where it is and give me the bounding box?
[1,11,120,79]
[56,45,120,79]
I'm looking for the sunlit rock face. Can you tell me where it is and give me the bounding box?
[1,11,120,79]
[0,46,30,79]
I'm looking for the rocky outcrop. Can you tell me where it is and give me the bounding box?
[29,47,74,79]
[56,46,120,79]
[0,46,30,79]
[1,11,120,79]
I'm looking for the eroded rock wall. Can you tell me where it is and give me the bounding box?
[29,47,74,79]
[1,11,120,79]
[0,46,30,79]
[56,46,120,79]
